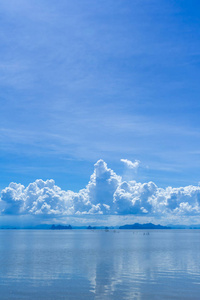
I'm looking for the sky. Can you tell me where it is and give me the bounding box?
[1,0,200,225]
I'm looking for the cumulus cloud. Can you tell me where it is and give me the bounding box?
[120,159,140,170]
[1,159,200,221]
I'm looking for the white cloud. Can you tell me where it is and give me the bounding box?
[1,159,200,222]
[120,159,140,170]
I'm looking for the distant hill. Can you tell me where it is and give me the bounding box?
[119,223,171,229]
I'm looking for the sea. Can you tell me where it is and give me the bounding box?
[0,229,200,299]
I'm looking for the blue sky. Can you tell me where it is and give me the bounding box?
[1,1,200,224]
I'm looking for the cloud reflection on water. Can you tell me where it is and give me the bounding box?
[0,230,200,299]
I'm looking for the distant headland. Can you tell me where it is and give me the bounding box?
[119,223,171,229]
[51,224,72,230]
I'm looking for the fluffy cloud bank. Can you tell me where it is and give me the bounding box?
[1,160,200,219]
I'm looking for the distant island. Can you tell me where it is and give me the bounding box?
[87,225,96,230]
[119,223,171,229]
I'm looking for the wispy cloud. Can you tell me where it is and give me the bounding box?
[121,159,140,170]
[1,0,200,194]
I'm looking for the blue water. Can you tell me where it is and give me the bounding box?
[0,230,200,299]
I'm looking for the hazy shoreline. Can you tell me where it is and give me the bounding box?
[1,222,200,230]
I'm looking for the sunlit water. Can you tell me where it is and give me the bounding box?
[0,230,200,299]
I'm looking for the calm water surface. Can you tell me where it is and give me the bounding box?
[0,230,200,299]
